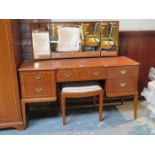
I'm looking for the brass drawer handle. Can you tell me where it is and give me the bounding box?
[119,83,126,88]
[35,88,43,93]
[64,72,72,78]
[34,75,41,80]
[120,69,127,75]
[92,71,100,76]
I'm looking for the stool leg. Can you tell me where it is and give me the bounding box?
[93,96,96,108]
[121,97,124,105]
[61,96,66,125]
[99,91,103,121]
[21,101,26,129]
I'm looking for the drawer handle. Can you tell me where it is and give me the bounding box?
[34,75,41,80]
[64,73,72,78]
[35,88,43,93]
[119,83,126,88]
[92,71,100,76]
[120,69,127,75]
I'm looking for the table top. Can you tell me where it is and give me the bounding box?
[18,56,140,71]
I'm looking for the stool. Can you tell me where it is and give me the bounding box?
[61,82,104,125]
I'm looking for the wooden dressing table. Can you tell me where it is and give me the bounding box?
[19,56,140,125]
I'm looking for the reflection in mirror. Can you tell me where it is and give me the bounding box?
[50,23,82,53]
[50,23,81,52]
[81,22,101,51]
[32,29,51,60]
[100,22,118,51]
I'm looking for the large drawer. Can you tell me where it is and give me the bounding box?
[56,67,107,82]
[106,78,138,94]
[20,71,55,84]
[107,66,139,79]
[21,83,56,98]
[20,71,56,99]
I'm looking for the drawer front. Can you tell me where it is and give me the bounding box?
[86,67,107,80]
[107,66,139,79]
[21,83,56,98]
[56,67,106,82]
[106,78,138,93]
[20,71,55,84]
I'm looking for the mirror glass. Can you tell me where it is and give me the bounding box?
[31,21,119,60]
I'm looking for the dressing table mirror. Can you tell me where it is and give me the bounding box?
[30,21,119,60]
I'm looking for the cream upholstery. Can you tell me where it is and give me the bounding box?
[56,27,81,52]
[62,82,102,93]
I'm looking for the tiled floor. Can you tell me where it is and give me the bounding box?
[0,101,155,135]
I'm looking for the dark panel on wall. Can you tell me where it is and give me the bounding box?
[119,31,155,93]
[11,20,22,67]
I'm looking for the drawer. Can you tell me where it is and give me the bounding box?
[86,67,107,80]
[56,67,106,82]
[106,78,138,94]
[107,66,139,79]
[21,83,56,98]
[20,71,55,84]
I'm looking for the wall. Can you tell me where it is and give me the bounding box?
[119,31,155,91]
[119,19,155,31]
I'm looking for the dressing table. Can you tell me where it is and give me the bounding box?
[19,57,140,120]
[18,21,140,128]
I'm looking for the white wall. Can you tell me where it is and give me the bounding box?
[52,19,155,31]
[119,19,155,31]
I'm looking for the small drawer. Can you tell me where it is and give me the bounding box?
[106,78,138,94]
[56,67,106,82]
[86,67,107,80]
[21,83,56,98]
[57,69,80,82]
[107,66,139,79]
[20,71,55,84]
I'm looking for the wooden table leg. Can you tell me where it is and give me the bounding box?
[21,101,26,129]
[99,90,103,121]
[61,95,66,125]
[134,91,138,119]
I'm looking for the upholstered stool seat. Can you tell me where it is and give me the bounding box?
[61,82,104,125]
[62,82,102,93]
